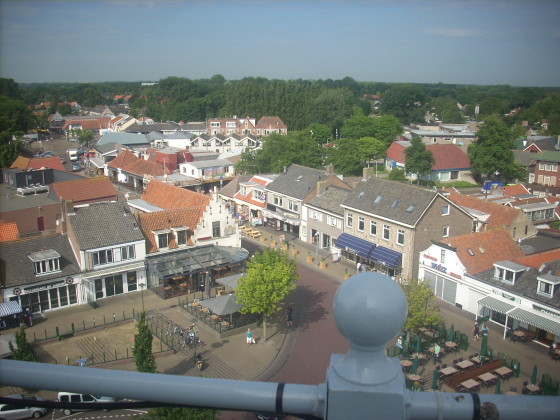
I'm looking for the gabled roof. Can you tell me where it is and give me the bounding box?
[447,192,521,228]
[256,116,287,129]
[10,156,65,172]
[97,132,150,146]
[219,175,253,199]
[265,164,330,199]
[68,202,145,250]
[142,179,210,210]
[0,221,19,242]
[444,228,524,275]
[137,208,201,253]
[108,149,139,169]
[385,141,409,163]
[50,177,117,205]
[342,177,439,226]
[306,186,352,216]
[502,183,531,197]
[0,233,81,287]
[62,116,111,130]
[532,151,560,163]
[515,248,560,269]
[121,159,171,177]
[427,144,471,171]
[522,138,557,152]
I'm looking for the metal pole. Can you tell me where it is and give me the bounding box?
[315,233,319,266]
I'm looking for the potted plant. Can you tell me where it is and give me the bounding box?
[344,268,351,280]
[307,251,313,263]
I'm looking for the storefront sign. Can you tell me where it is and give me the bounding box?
[423,253,437,262]
[431,262,447,273]
[449,272,462,280]
[533,304,560,319]
[23,280,66,293]
[491,289,521,304]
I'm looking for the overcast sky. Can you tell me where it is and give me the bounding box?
[1,0,559,87]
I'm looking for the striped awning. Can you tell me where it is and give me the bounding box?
[369,245,402,269]
[478,296,515,314]
[506,307,560,337]
[334,233,376,260]
[0,301,23,318]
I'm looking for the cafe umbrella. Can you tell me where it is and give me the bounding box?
[531,364,538,385]
[480,334,488,364]
[495,379,501,394]
[415,335,422,354]
[449,324,455,342]
[200,294,242,324]
[412,355,419,374]
[432,369,439,391]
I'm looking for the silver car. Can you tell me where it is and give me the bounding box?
[0,394,48,419]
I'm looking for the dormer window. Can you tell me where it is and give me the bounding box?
[494,260,525,284]
[537,273,560,298]
[171,226,188,246]
[153,229,170,249]
[29,249,61,275]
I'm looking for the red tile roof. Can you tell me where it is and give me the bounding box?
[62,116,111,130]
[502,183,530,196]
[137,208,201,253]
[10,156,66,172]
[427,144,471,170]
[447,192,520,228]
[0,221,19,242]
[50,177,117,205]
[142,180,210,210]
[256,116,287,129]
[108,149,139,169]
[385,142,407,163]
[444,228,524,275]
[122,159,171,177]
[514,248,560,269]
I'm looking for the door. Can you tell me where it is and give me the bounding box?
[37,216,44,231]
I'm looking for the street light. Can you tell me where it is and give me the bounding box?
[139,282,145,312]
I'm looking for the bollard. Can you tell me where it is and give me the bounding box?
[93,317,96,327]
[114,349,117,360]
[113,313,116,323]
[123,310,125,320]
[71,323,75,333]
[103,352,106,363]
[55,327,59,337]
[33,331,37,342]
[132,308,135,318]
[126,348,129,358]
[103,315,106,325]
[83,320,86,330]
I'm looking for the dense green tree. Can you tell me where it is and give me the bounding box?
[0,132,21,168]
[405,137,434,183]
[340,107,376,139]
[236,249,297,340]
[467,115,518,182]
[0,78,21,99]
[306,123,332,145]
[387,167,407,182]
[356,136,386,167]
[9,326,38,362]
[57,103,72,115]
[309,88,356,134]
[381,84,428,124]
[371,114,403,145]
[145,407,219,420]
[77,129,94,147]
[399,279,441,331]
[0,95,35,133]
[325,137,364,176]
[133,311,157,373]
[431,96,465,123]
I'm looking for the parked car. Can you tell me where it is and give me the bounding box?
[57,392,115,416]
[71,162,81,172]
[0,394,48,419]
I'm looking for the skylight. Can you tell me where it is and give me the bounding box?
[391,199,400,208]
[374,195,383,204]
[467,248,474,256]
[358,191,365,198]
[406,205,416,213]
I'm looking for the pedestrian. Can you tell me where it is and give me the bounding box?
[433,343,441,365]
[356,262,362,273]
[472,322,480,341]
[246,328,255,346]
[25,308,33,327]
[481,323,488,337]
[286,306,293,328]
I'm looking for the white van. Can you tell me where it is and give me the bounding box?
[68,149,78,162]
[57,392,115,415]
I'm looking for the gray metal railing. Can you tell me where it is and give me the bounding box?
[1,272,559,419]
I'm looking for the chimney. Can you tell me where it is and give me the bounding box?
[316,181,326,196]
[363,167,372,180]
[326,164,334,175]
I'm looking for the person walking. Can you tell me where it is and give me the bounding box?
[473,322,480,341]
[286,306,293,328]
[481,323,489,337]
[433,343,441,365]
[246,328,255,346]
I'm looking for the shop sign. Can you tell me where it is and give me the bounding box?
[24,279,66,293]
[449,272,462,280]
[431,262,447,273]
[533,304,560,319]
[423,253,437,262]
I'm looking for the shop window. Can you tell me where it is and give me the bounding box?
[127,272,138,291]
[212,221,221,238]
[105,274,124,297]
[95,278,104,299]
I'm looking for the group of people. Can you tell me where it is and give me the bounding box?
[472,322,488,341]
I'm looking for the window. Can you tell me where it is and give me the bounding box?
[346,213,353,228]
[538,281,552,296]
[288,200,299,212]
[442,205,450,216]
[383,224,390,240]
[443,226,449,237]
[494,267,519,283]
[441,249,446,264]
[212,221,221,238]
[92,246,135,266]
[397,229,405,246]
[274,195,283,207]
[210,122,220,127]
[127,271,137,292]
[327,215,340,227]
[226,122,236,127]
[34,258,60,275]
[158,233,168,249]
[370,220,377,236]
[358,217,365,232]
[177,230,187,245]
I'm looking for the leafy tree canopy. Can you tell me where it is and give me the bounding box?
[9,326,38,362]
[370,114,403,145]
[133,311,157,373]
[399,279,441,332]
[326,137,364,176]
[387,167,407,182]
[341,107,376,139]
[381,84,428,124]
[405,137,434,181]
[356,136,386,166]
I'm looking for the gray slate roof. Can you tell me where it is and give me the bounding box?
[265,164,330,200]
[474,260,560,309]
[0,234,81,287]
[342,178,438,226]
[306,186,351,216]
[97,132,149,146]
[68,202,145,250]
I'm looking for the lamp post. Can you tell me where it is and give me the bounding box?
[315,233,320,266]
[139,282,145,312]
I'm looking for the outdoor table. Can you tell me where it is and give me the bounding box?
[460,379,481,391]
[445,341,457,349]
[470,356,481,364]
[201,307,209,313]
[525,384,540,394]
[439,366,458,377]
[407,374,421,382]
[478,372,497,385]
[210,314,220,321]
[220,321,230,328]
[400,360,413,368]
[494,366,513,379]
[513,330,525,337]
[456,360,474,370]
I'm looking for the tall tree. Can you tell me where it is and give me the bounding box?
[77,129,94,147]
[340,107,376,139]
[371,114,403,146]
[381,84,428,124]
[133,311,157,373]
[399,279,441,332]
[356,137,386,167]
[467,115,518,182]
[9,326,38,362]
[405,137,434,183]
[326,137,364,176]
[236,249,297,340]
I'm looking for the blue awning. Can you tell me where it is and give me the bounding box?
[369,245,402,269]
[334,233,376,260]
[0,301,22,318]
